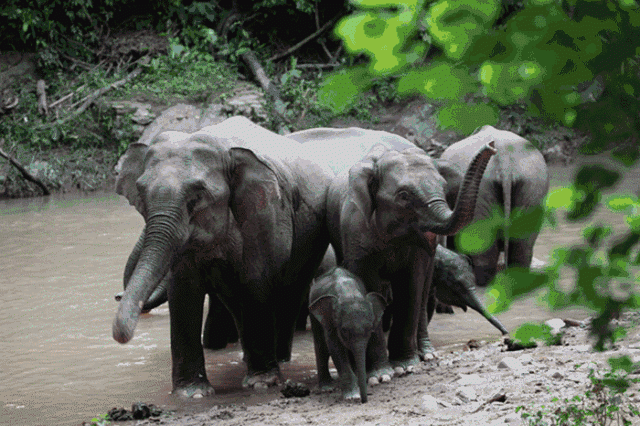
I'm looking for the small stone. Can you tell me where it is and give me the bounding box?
[503,412,521,423]
[368,377,380,386]
[517,354,534,365]
[456,386,477,403]
[131,402,151,420]
[546,318,566,335]
[498,357,523,370]
[419,394,439,412]
[456,373,484,386]
[549,370,564,380]
[281,380,310,398]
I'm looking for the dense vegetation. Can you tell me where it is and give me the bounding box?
[3,2,640,423]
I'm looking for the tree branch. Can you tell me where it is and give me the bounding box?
[0,141,50,195]
[268,14,342,62]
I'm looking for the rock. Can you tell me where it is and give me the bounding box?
[498,357,524,370]
[110,101,156,125]
[542,145,571,164]
[545,318,566,335]
[221,83,267,122]
[456,386,477,403]
[136,103,204,146]
[456,373,485,386]
[503,412,523,424]
[419,394,439,412]
[517,354,534,365]
[281,380,310,398]
[549,370,564,380]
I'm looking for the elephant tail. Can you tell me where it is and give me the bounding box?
[498,146,512,267]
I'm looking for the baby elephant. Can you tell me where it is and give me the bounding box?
[431,245,509,335]
[309,267,388,403]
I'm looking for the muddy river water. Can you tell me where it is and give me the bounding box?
[1,156,637,426]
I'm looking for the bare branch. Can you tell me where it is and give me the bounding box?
[0,141,50,195]
[268,14,342,62]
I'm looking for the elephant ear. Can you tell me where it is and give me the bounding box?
[229,147,292,283]
[341,144,387,261]
[365,292,388,328]
[115,142,149,210]
[309,295,336,327]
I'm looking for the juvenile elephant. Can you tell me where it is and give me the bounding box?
[112,116,333,397]
[430,245,508,335]
[309,267,388,403]
[287,128,496,375]
[439,125,550,287]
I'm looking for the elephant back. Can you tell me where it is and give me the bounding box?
[289,127,416,176]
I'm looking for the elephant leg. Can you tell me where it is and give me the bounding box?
[274,283,308,363]
[508,237,536,270]
[240,293,281,388]
[168,260,214,397]
[418,261,436,360]
[310,315,334,391]
[387,256,429,371]
[323,327,359,401]
[366,323,393,384]
[202,294,238,350]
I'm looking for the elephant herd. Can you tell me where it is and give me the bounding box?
[111,116,549,401]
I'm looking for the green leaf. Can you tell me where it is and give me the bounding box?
[455,209,502,254]
[317,66,373,113]
[509,205,544,239]
[513,322,551,346]
[397,62,478,101]
[545,186,577,210]
[606,195,637,212]
[436,102,499,135]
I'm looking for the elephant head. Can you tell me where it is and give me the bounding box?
[112,130,294,345]
[433,245,508,335]
[341,142,496,260]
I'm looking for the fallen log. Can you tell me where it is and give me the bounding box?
[0,141,50,195]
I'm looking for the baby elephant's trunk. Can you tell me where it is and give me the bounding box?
[354,340,368,403]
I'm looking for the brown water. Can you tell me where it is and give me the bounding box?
[0,155,636,425]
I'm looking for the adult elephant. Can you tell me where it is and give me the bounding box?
[288,128,496,375]
[439,125,550,287]
[112,116,333,397]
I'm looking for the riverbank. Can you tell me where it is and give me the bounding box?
[103,312,640,426]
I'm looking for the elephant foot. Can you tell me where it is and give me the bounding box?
[367,364,394,385]
[418,337,436,360]
[172,381,215,398]
[318,381,335,393]
[390,354,420,376]
[343,386,363,402]
[242,368,282,389]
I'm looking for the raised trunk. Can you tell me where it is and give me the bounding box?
[353,340,368,403]
[113,209,187,344]
[426,141,496,236]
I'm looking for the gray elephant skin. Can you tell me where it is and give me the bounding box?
[288,127,497,377]
[439,125,550,287]
[112,116,333,397]
[430,245,508,335]
[309,267,388,403]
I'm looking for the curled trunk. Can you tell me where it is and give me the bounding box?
[427,141,496,235]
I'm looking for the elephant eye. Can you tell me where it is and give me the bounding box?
[187,192,202,213]
[396,190,412,204]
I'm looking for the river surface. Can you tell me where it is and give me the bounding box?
[1,156,637,426]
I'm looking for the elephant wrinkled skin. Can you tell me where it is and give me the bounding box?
[112,116,333,397]
[309,267,388,403]
[289,127,497,376]
[440,125,550,287]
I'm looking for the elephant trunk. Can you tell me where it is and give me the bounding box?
[115,225,170,311]
[426,141,496,236]
[353,339,368,403]
[112,208,187,344]
[465,292,509,335]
